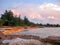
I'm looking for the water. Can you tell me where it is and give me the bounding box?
[12,27,60,38]
[11,27,60,45]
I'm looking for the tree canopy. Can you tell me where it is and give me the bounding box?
[0,10,34,26]
[0,10,60,27]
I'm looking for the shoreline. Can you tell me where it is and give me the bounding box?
[0,26,60,44]
[1,34,60,45]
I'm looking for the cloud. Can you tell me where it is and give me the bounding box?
[55,2,60,5]
[47,16,55,19]
[10,3,60,24]
[11,9,21,15]
[39,3,60,11]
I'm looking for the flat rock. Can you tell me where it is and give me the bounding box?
[41,36,60,43]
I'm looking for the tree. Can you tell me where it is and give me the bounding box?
[13,15,23,26]
[0,10,36,26]
[39,23,43,26]
[24,16,29,26]
[1,10,31,26]
[18,15,23,26]
[0,19,4,26]
[1,10,15,26]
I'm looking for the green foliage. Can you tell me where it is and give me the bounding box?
[24,16,30,26]
[0,10,34,26]
[0,10,60,27]
[1,10,15,26]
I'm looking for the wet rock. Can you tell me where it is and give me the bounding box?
[40,36,60,45]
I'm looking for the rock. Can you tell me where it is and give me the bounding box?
[2,38,41,45]
[0,31,5,40]
[41,36,60,43]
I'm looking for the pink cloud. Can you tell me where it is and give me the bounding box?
[55,2,60,5]
[10,3,60,24]
[11,9,21,15]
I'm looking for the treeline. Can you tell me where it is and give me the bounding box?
[0,10,60,27]
[37,23,60,27]
[0,10,35,26]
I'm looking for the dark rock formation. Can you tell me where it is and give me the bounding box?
[41,36,60,43]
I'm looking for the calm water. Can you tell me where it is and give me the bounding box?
[11,27,60,45]
[19,27,60,38]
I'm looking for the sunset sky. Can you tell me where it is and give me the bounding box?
[0,0,60,24]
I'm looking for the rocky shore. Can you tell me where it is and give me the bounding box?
[0,34,60,45]
[0,27,60,45]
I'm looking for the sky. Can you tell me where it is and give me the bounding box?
[0,0,60,24]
